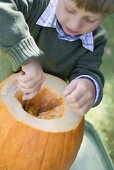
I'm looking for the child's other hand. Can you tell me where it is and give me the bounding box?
[17,59,44,100]
[63,78,96,116]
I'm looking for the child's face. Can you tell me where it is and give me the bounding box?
[56,0,106,36]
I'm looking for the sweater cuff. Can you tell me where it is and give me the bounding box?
[8,36,43,71]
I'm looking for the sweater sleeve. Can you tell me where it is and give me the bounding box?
[0,0,42,72]
[68,26,107,106]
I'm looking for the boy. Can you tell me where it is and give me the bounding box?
[0,0,114,115]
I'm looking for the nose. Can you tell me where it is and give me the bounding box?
[69,17,82,31]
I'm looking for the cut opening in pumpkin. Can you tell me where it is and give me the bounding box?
[15,87,64,119]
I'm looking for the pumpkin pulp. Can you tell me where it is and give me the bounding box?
[15,87,64,119]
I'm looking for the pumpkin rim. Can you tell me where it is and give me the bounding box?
[0,73,84,132]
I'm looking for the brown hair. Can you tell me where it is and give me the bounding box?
[72,0,114,15]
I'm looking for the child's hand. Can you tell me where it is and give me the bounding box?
[17,59,44,100]
[63,78,96,116]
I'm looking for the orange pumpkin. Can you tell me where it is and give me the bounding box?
[0,73,84,170]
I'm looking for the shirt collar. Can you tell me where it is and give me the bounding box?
[36,0,94,52]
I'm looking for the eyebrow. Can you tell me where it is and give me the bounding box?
[64,0,76,11]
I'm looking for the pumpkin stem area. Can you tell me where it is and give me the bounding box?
[15,88,64,119]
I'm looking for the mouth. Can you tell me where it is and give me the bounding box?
[64,26,79,36]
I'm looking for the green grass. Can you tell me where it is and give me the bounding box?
[86,15,114,165]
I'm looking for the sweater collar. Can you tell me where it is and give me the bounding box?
[36,0,94,52]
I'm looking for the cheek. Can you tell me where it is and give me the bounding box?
[91,21,103,31]
[83,23,101,33]
[56,6,68,24]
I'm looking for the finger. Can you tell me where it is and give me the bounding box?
[68,102,86,116]
[17,77,43,89]
[23,91,38,100]
[63,80,77,96]
[68,102,83,115]
[75,103,91,115]
[65,88,82,104]
[66,94,92,113]
[18,83,41,94]
[18,71,44,83]
[18,74,37,83]
[65,92,89,115]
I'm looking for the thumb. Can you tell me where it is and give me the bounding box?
[63,79,77,96]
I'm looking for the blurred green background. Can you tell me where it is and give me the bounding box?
[86,15,114,165]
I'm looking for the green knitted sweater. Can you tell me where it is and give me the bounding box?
[0,0,107,106]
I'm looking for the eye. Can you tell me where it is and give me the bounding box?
[85,18,97,23]
[65,7,76,14]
